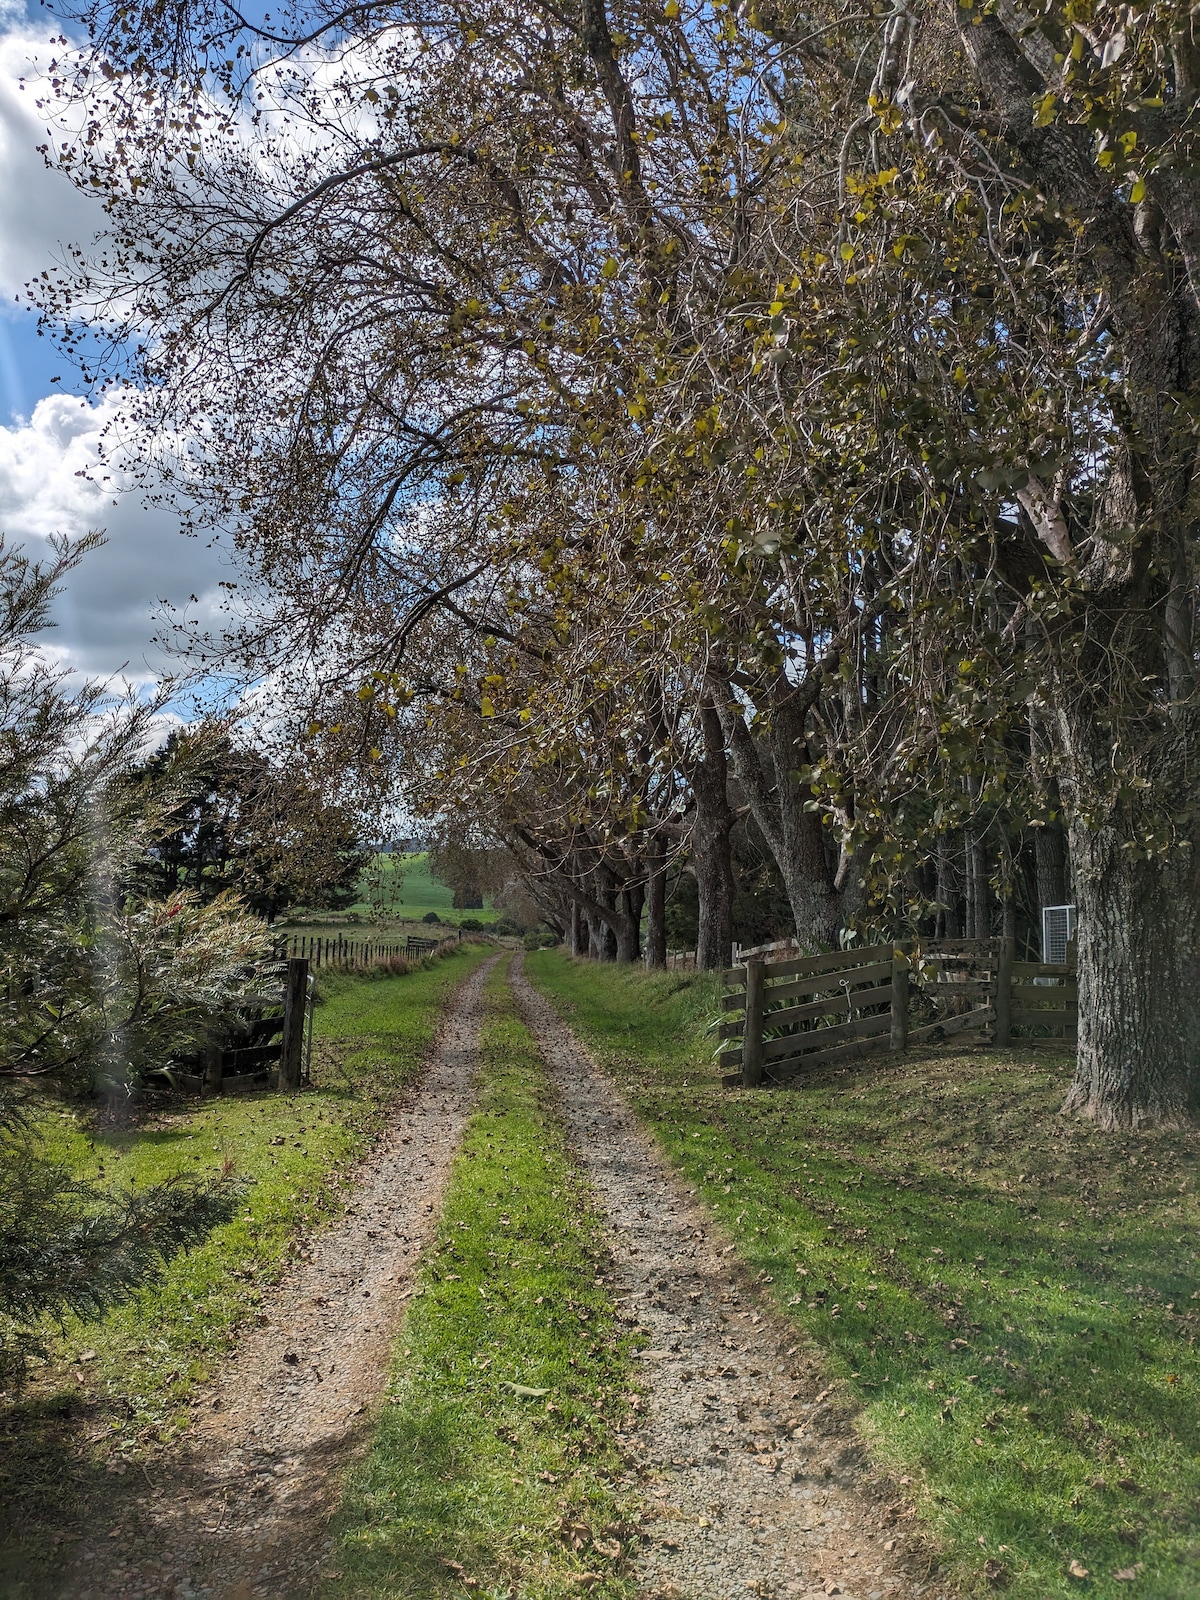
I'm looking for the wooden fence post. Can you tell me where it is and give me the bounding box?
[890,953,909,1052]
[995,936,1014,1046]
[742,956,765,1087]
[202,1036,223,1096]
[279,957,309,1092]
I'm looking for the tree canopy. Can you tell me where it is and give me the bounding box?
[34,0,1200,1126]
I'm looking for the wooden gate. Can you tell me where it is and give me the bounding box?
[719,938,1076,1086]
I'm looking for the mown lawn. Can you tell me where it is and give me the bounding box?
[0,941,494,1596]
[527,949,1200,1600]
[327,958,641,1600]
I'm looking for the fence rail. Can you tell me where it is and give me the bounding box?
[273,929,461,969]
[720,938,1076,1086]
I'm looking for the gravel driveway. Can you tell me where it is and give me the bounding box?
[512,957,956,1600]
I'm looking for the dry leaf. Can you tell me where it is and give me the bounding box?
[1068,1558,1089,1579]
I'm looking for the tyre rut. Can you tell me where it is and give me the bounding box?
[64,951,503,1600]
[511,956,954,1600]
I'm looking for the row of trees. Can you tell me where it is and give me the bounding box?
[42,0,1200,1126]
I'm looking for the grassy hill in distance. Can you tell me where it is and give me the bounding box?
[352,852,501,925]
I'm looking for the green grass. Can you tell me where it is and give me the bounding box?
[527,949,1200,1600]
[326,958,641,1600]
[0,941,495,1594]
[350,851,502,925]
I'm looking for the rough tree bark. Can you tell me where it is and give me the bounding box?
[571,899,588,959]
[1062,810,1200,1128]
[689,704,735,970]
[644,840,667,970]
[954,8,1200,1126]
[716,676,843,949]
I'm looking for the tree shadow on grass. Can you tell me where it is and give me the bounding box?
[0,1384,116,1599]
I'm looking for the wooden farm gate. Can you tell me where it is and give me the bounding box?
[719,938,1076,1086]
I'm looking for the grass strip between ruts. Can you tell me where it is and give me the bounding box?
[0,941,495,1596]
[525,949,1200,1600]
[325,957,642,1600]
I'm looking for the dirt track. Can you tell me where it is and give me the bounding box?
[513,958,950,1600]
[53,951,951,1600]
[63,952,500,1600]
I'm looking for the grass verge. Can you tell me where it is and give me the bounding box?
[326,957,641,1600]
[0,940,494,1595]
[527,948,1200,1600]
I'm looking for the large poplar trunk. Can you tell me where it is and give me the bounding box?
[614,886,642,965]
[571,899,588,959]
[690,705,735,969]
[1062,821,1200,1128]
[716,681,842,950]
[952,0,1200,1132]
[644,851,667,970]
[587,907,616,960]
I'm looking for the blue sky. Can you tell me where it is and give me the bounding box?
[0,0,234,685]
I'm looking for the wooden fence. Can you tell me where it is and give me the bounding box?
[666,948,697,970]
[274,930,459,968]
[719,937,1077,1086]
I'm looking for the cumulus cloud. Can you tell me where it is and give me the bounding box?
[0,14,235,686]
[0,388,236,682]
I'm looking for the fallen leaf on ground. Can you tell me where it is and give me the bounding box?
[1068,1559,1089,1579]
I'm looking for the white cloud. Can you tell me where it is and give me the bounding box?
[0,388,236,682]
[0,20,108,305]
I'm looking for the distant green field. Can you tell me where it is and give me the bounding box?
[353,853,500,925]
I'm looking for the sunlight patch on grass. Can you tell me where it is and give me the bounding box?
[527,949,1200,1600]
[0,943,494,1592]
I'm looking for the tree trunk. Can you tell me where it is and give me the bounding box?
[587,908,615,960]
[716,681,841,950]
[614,886,642,964]
[571,898,588,959]
[690,704,735,969]
[645,853,666,969]
[936,836,961,938]
[1062,823,1200,1128]
[954,0,1200,1130]
[1034,817,1068,912]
